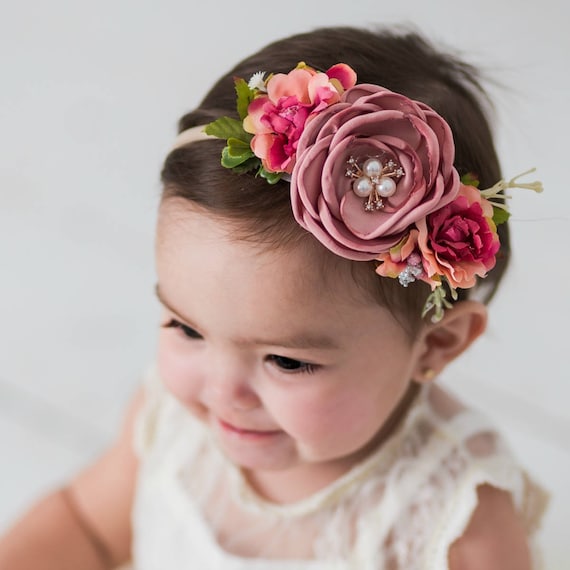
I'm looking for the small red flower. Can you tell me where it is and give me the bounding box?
[418,184,500,289]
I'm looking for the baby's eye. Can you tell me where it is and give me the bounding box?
[267,355,318,375]
[162,319,203,340]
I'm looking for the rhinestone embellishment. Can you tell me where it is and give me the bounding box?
[345,156,405,212]
[398,253,424,287]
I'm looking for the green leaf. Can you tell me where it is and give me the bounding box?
[258,166,283,185]
[221,145,254,168]
[204,116,248,141]
[235,78,255,120]
[226,137,253,158]
[422,285,453,323]
[232,157,260,174]
[492,206,511,225]
[460,172,480,188]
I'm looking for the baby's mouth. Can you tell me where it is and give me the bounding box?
[217,418,282,439]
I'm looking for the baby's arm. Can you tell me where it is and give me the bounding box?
[0,387,144,569]
[448,484,532,570]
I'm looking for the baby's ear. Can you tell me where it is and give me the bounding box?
[412,301,488,383]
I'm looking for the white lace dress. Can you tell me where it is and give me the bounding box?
[131,364,549,569]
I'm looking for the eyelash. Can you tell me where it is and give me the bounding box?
[266,355,318,375]
[162,319,203,339]
[162,319,318,375]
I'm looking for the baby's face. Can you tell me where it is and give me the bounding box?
[154,199,426,499]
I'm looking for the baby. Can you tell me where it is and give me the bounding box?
[0,24,548,570]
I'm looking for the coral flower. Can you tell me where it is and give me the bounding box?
[376,230,440,289]
[375,229,421,279]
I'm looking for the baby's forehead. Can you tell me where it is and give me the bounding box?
[156,199,378,311]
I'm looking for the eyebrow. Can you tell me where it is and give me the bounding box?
[154,283,341,351]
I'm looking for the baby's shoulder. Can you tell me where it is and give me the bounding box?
[448,483,533,570]
[401,383,536,520]
[381,383,549,568]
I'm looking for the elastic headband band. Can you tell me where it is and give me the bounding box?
[171,125,213,150]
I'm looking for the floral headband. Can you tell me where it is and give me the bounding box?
[173,62,542,322]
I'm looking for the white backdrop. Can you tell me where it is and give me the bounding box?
[1,0,568,566]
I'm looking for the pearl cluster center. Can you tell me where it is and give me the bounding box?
[345,156,405,212]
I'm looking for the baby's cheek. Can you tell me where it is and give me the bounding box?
[157,334,202,408]
[324,395,389,454]
[277,391,374,448]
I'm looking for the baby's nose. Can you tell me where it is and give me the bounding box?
[203,360,261,412]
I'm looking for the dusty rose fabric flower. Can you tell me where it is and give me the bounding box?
[417,183,500,289]
[243,64,356,174]
[290,84,460,260]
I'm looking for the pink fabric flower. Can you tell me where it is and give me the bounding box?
[417,183,500,289]
[243,64,356,174]
[290,85,460,260]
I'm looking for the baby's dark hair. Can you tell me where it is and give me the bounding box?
[160,25,509,338]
